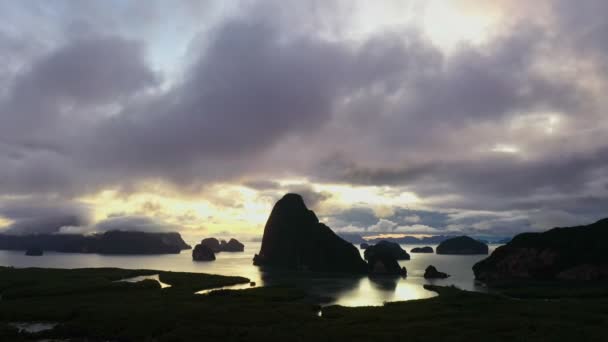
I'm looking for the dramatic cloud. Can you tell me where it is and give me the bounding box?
[0,34,158,196]
[0,199,91,235]
[1,0,607,236]
[92,215,180,234]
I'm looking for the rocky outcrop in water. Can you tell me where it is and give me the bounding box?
[253,194,368,274]
[411,246,434,253]
[364,241,410,261]
[473,218,608,282]
[200,238,221,253]
[199,237,245,253]
[363,241,408,276]
[368,254,407,277]
[0,231,191,255]
[220,238,244,252]
[192,244,215,261]
[436,236,488,255]
[424,265,449,279]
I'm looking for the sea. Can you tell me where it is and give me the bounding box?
[0,239,499,307]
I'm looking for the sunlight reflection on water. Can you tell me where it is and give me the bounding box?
[196,282,256,294]
[116,274,172,288]
[0,240,499,307]
[330,277,436,306]
[9,322,57,333]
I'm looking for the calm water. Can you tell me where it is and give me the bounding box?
[0,239,498,307]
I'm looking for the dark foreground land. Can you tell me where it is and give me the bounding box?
[1,267,607,341]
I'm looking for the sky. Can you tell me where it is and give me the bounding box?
[1,0,607,240]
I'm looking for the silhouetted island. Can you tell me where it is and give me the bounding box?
[367,235,452,245]
[436,236,488,255]
[25,247,43,256]
[253,193,368,273]
[199,237,245,253]
[364,241,408,276]
[220,238,245,252]
[411,246,434,253]
[364,241,410,260]
[192,244,216,261]
[360,243,370,249]
[424,265,449,279]
[366,248,408,277]
[473,218,608,282]
[0,231,191,255]
[200,238,222,252]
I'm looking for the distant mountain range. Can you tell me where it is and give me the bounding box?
[0,230,191,255]
[338,233,511,245]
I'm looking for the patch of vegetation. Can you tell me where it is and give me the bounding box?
[158,271,248,293]
[0,323,23,341]
[0,267,607,341]
[487,280,608,299]
[0,267,158,299]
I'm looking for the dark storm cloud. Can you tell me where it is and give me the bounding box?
[72,16,356,188]
[242,180,282,191]
[0,2,586,196]
[19,37,156,105]
[0,199,91,235]
[512,195,608,222]
[286,185,332,210]
[553,0,608,61]
[0,34,158,196]
[328,146,608,201]
[388,208,450,229]
[93,215,179,233]
[327,207,379,228]
[0,31,39,90]
[245,181,332,210]
[2,35,157,136]
[328,206,454,235]
[1,0,608,236]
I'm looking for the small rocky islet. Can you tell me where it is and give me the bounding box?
[411,246,434,253]
[364,241,411,261]
[192,237,245,261]
[363,241,409,276]
[436,236,489,255]
[192,244,215,261]
[424,265,450,279]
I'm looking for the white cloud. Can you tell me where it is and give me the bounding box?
[402,214,421,223]
[393,224,438,234]
[367,218,398,232]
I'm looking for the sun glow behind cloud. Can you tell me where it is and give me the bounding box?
[0,217,12,228]
[325,1,501,51]
[318,184,420,209]
[69,180,424,238]
[79,185,273,235]
[422,0,500,50]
